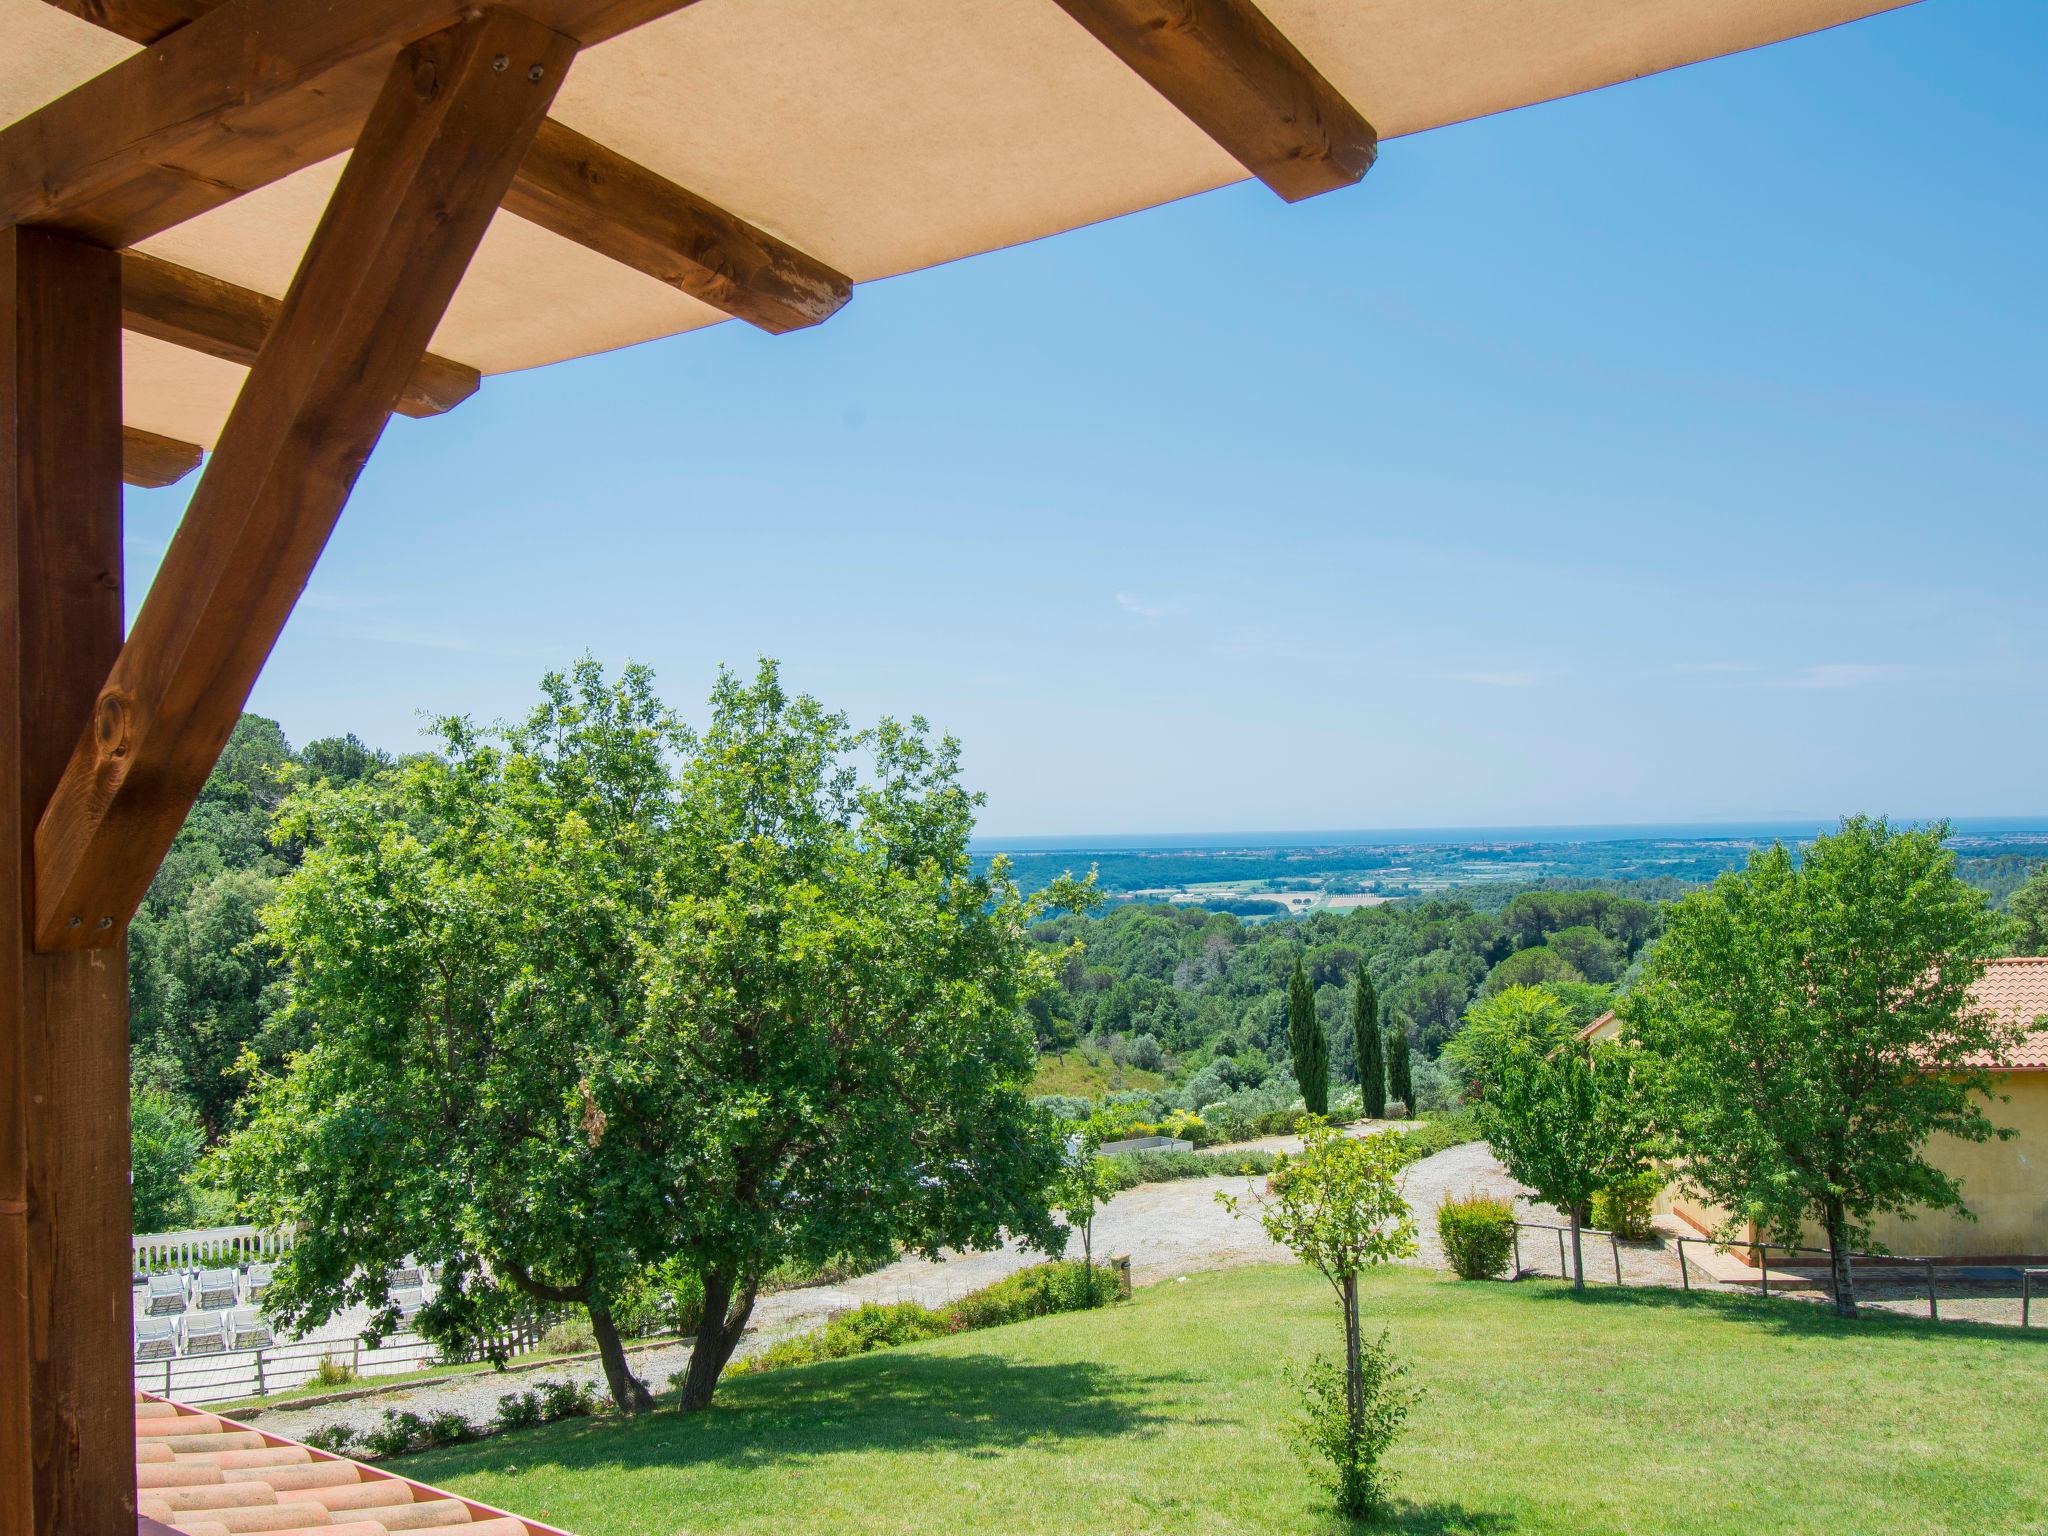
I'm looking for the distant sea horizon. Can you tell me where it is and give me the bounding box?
[971,816,2048,855]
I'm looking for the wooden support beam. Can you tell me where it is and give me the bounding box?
[37,0,215,44]
[2,0,697,248]
[122,251,481,418]
[1046,0,1376,202]
[506,120,852,335]
[120,425,203,489]
[34,9,575,952]
[39,2,849,338]
[2,225,136,1535]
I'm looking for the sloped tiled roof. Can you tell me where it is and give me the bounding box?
[135,1392,570,1536]
[1577,1011,1620,1043]
[1964,957,2048,1072]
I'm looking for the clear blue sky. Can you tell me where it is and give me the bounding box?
[124,0,2046,838]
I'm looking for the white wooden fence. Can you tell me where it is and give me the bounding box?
[133,1224,292,1274]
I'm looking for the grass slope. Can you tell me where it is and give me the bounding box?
[401,1265,2048,1536]
[1026,1048,1167,1099]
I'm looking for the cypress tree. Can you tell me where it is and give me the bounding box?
[1386,1017,1414,1118]
[1287,957,1329,1116]
[1353,964,1386,1120]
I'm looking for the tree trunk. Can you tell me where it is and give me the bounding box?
[1341,1270,1364,1434]
[1082,1217,1095,1304]
[675,1264,758,1414]
[1569,1205,1586,1291]
[587,1300,654,1415]
[1824,1198,1858,1318]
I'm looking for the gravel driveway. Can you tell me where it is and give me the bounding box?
[1400,1139,1685,1286]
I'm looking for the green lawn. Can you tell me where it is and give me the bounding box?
[399,1265,2048,1536]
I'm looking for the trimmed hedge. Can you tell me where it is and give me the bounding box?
[1436,1192,1516,1280]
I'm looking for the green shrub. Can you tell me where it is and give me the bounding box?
[724,1262,1121,1382]
[1592,1169,1662,1240]
[734,1300,947,1375]
[1436,1192,1516,1280]
[535,1377,601,1420]
[760,1251,890,1295]
[1102,1148,1280,1191]
[303,1423,357,1455]
[1255,1107,1309,1137]
[360,1409,429,1459]
[1286,1333,1418,1520]
[422,1409,475,1448]
[938,1260,1112,1330]
[494,1390,543,1431]
[1200,1104,1253,1144]
[308,1355,357,1389]
[541,1319,596,1355]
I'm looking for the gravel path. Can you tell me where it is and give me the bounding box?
[1399,1139,1686,1286]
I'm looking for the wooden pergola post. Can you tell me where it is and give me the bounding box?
[2,4,577,1522]
[1,225,135,1534]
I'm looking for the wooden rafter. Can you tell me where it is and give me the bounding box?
[121,425,204,488]
[122,251,481,418]
[34,0,848,336]
[33,9,577,952]
[508,120,852,335]
[37,0,215,43]
[1047,0,1375,202]
[1,0,702,249]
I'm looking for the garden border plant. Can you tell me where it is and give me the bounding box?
[721,1259,1124,1379]
[1436,1191,1516,1281]
[303,1376,605,1460]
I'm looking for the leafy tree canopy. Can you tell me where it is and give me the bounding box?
[216,659,1092,1411]
[2006,864,2048,954]
[1474,1036,1656,1288]
[1440,984,1577,1095]
[1623,816,2013,1314]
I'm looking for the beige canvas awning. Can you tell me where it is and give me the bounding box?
[0,1,1925,1525]
[2,0,1915,452]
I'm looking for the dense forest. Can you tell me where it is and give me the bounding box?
[1020,889,1661,1122]
[127,717,396,1227]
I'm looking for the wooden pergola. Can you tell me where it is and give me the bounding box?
[0,0,1914,1525]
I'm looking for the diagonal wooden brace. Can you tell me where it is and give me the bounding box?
[32,7,578,952]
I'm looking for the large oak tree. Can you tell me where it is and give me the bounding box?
[218,659,1089,1411]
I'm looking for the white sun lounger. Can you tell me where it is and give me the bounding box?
[144,1273,188,1316]
[182,1311,228,1355]
[227,1307,273,1350]
[134,1316,179,1361]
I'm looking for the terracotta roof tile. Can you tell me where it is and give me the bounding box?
[133,1391,574,1536]
[1964,956,2048,1071]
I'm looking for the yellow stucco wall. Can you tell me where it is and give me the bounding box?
[1657,1073,2048,1260]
